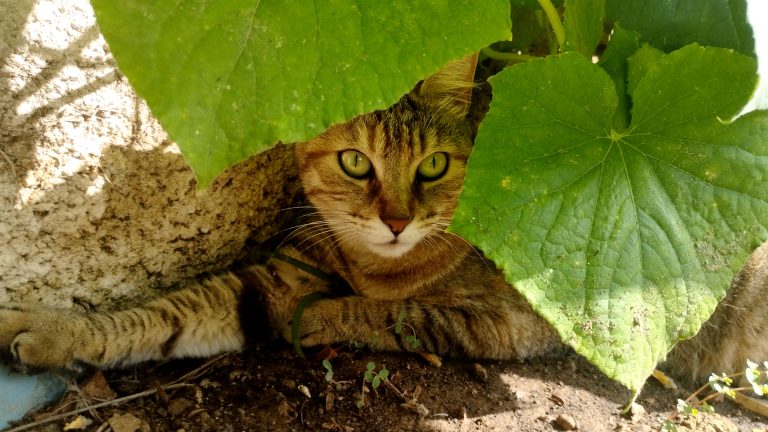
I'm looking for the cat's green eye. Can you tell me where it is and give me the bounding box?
[339,150,372,179]
[417,152,448,181]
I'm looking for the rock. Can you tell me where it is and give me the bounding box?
[167,398,194,416]
[554,413,577,430]
[108,413,149,432]
[625,402,646,423]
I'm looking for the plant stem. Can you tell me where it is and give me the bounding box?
[481,47,537,64]
[700,386,752,405]
[381,377,407,401]
[537,0,564,49]
[685,371,746,404]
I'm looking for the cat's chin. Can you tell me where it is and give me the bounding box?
[363,241,417,259]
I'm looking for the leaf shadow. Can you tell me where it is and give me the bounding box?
[0,0,118,195]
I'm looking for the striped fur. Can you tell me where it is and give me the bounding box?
[1,54,767,386]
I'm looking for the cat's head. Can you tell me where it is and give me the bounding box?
[296,54,477,259]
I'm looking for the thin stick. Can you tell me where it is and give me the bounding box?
[4,383,192,432]
[168,353,230,385]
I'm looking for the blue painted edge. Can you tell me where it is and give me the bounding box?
[0,364,68,430]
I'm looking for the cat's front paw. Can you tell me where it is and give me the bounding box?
[0,305,81,371]
[280,300,339,347]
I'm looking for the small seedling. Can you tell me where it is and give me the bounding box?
[746,360,768,396]
[660,420,678,432]
[363,361,390,390]
[662,359,768,430]
[318,359,354,412]
[356,361,395,409]
[322,359,334,383]
[393,310,422,350]
[367,310,423,351]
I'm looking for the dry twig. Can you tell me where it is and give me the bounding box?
[4,383,192,432]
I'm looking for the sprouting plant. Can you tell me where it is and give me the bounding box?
[393,310,421,350]
[318,359,355,412]
[662,359,768,429]
[364,361,389,390]
[356,361,394,409]
[368,310,423,351]
[745,360,768,396]
[322,359,334,383]
[659,420,678,432]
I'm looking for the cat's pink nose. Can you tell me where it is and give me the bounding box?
[382,218,410,235]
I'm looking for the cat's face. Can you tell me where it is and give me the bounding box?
[296,55,476,259]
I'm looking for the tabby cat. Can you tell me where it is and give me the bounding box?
[0,54,766,385]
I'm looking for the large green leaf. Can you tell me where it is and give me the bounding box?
[563,0,605,57]
[596,24,639,129]
[605,0,754,55]
[451,46,768,391]
[91,0,511,186]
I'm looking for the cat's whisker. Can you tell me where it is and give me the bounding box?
[326,230,359,255]
[297,227,359,257]
[291,223,359,255]
[272,221,337,254]
[439,230,491,269]
[292,227,339,252]
[268,205,317,216]
[275,219,328,237]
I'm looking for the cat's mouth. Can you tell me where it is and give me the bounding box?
[365,238,418,258]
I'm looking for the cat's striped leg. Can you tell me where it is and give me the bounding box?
[284,296,561,360]
[0,273,247,371]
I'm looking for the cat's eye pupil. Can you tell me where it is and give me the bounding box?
[417,152,448,181]
[339,150,372,179]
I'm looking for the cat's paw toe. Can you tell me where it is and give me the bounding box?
[0,307,75,371]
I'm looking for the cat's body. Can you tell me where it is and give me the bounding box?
[0,55,766,385]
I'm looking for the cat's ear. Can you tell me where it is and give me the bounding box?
[417,52,478,118]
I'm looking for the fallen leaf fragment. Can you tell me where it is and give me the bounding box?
[550,392,565,406]
[63,415,92,430]
[652,369,678,390]
[401,400,429,418]
[472,363,488,382]
[418,352,442,367]
[81,371,117,400]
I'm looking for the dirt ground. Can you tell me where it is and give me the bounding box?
[4,345,768,432]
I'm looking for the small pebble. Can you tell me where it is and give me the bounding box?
[167,398,193,416]
[555,413,577,430]
[627,402,646,422]
[298,384,311,398]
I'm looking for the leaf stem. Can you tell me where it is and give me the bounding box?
[291,292,328,358]
[481,47,537,64]
[537,0,564,49]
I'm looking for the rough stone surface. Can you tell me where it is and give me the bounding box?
[0,0,300,309]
